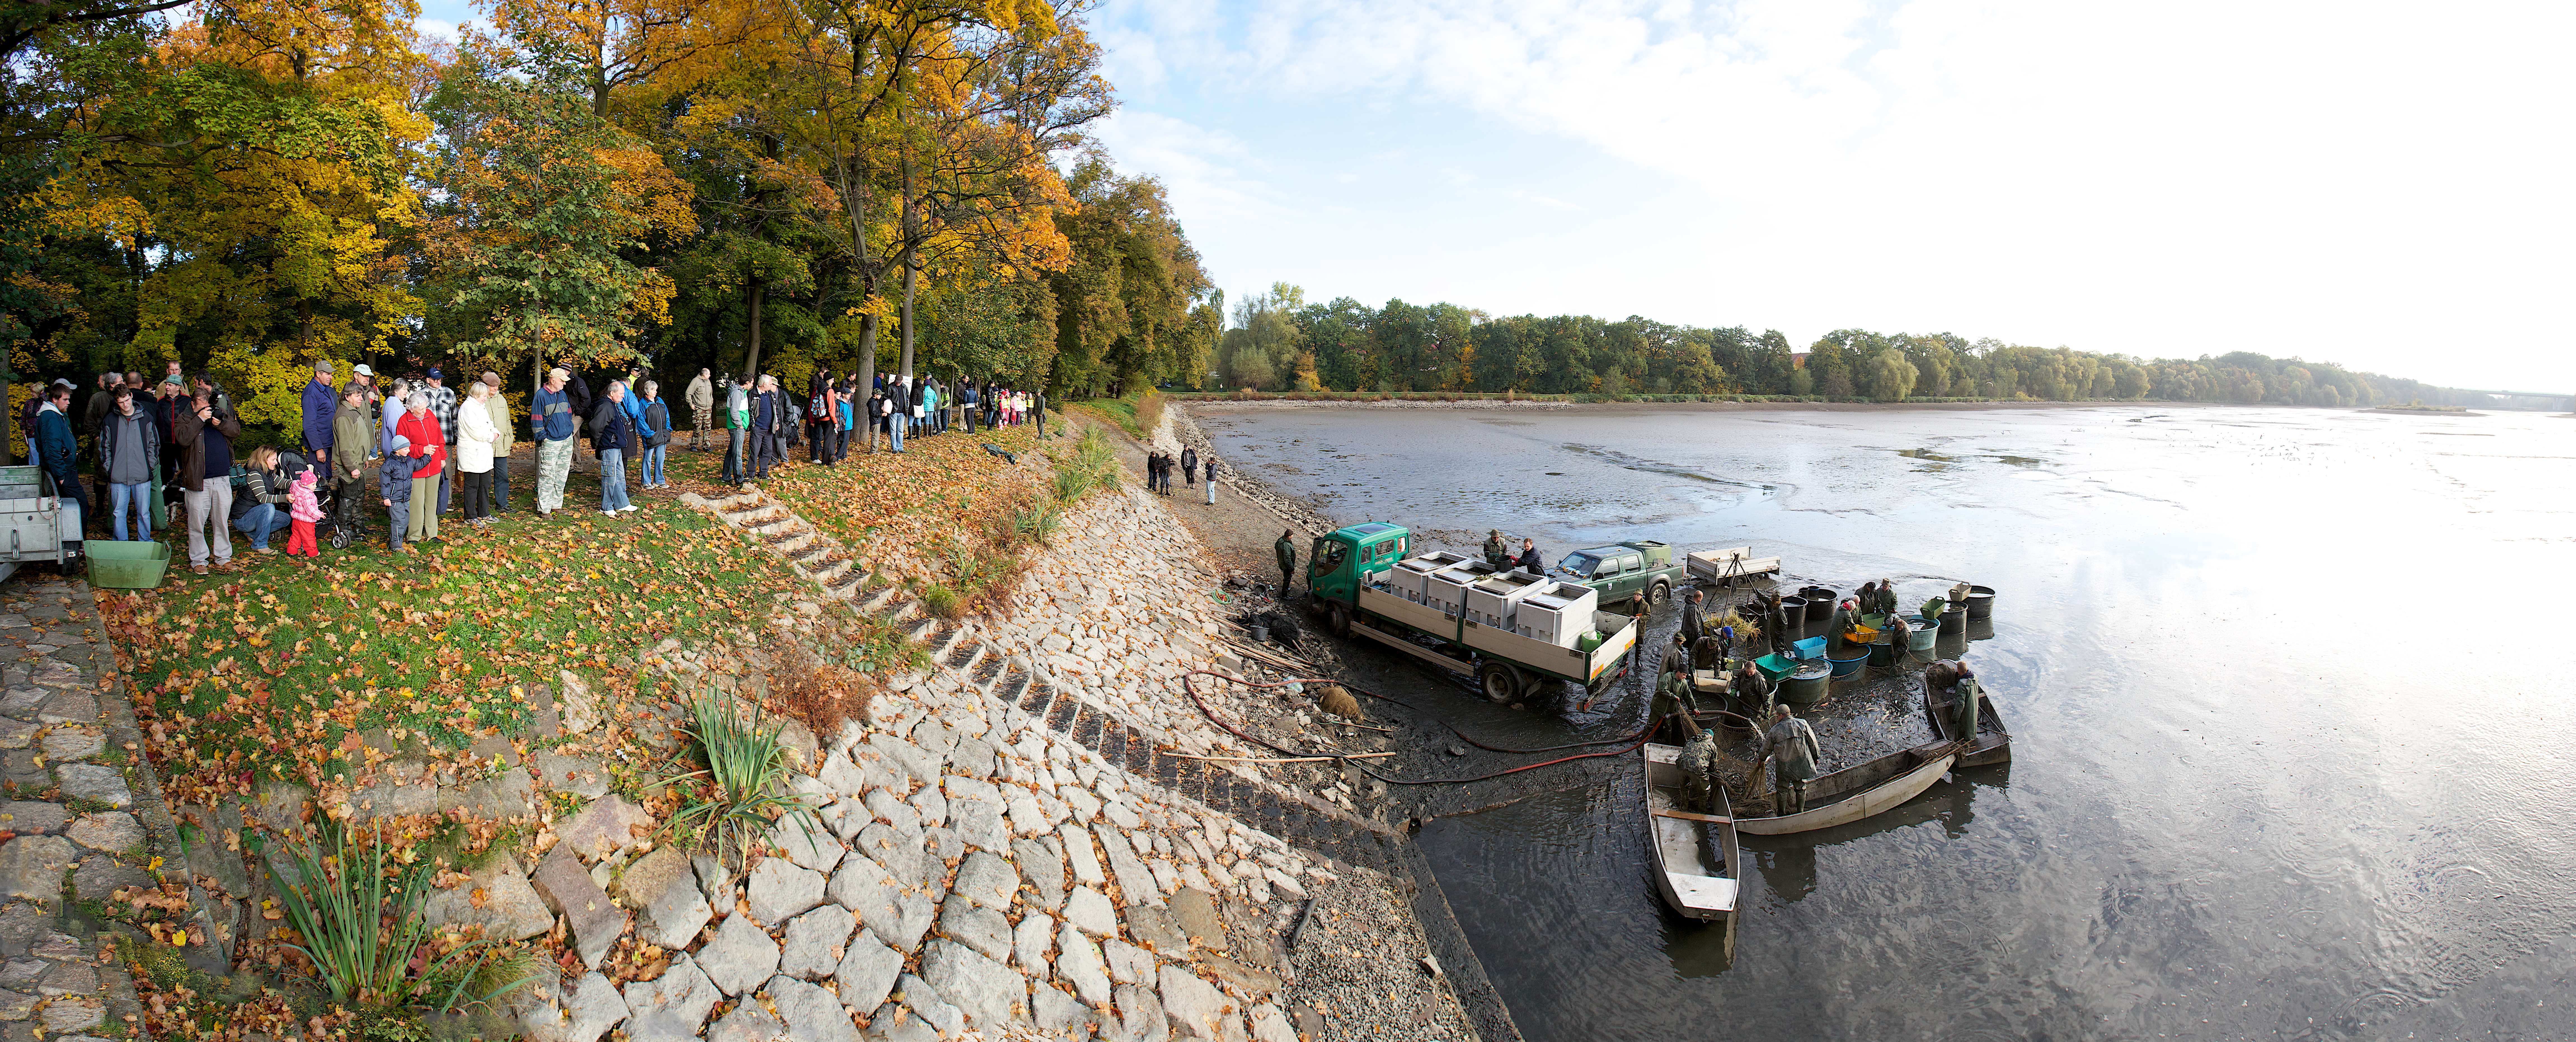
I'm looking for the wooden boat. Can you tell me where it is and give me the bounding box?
[1643,743,1742,926]
[1733,740,1958,835]
[1924,681,2011,768]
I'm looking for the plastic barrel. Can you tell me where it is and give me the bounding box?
[1778,596,1807,631]
[1905,616,1938,652]
[1827,647,1870,678]
[1939,606,1966,634]
[1867,635,1895,667]
[1782,662,1832,704]
[1804,592,1834,625]
[1966,585,1997,620]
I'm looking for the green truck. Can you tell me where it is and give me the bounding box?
[1554,540,1685,607]
[1307,523,1639,703]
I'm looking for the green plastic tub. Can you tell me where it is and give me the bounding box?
[86,540,171,589]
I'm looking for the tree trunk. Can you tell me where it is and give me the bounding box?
[298,299,312,355]
[899,150,917,381]
[743,276,767,380]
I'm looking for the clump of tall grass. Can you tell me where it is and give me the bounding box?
[269,820,529,1015]
[666,694,823,862]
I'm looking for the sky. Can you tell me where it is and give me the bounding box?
[414,0,2576,391]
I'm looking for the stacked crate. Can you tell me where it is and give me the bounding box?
[1514,581,1600,647]
[1423,561,1501,618]
[1387,551,1472,603]
[1465,571,1548,630]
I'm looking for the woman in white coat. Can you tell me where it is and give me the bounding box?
[457,381,499,527]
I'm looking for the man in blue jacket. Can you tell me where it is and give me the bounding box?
[531,367,578,518]
[300,361,338,461]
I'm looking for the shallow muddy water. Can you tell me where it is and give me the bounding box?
[1198,404,2576,1041]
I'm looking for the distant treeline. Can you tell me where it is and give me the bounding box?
[1210,285,2534,409]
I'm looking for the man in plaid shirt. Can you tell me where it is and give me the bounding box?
[423,368,460,516]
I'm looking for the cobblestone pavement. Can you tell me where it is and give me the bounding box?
[0,573,167,1042]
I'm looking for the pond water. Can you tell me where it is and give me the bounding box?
[1197,404,2576,1041]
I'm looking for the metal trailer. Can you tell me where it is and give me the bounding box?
[1309,523,1640,703]
[1685,546,1782,587]
[0,466,84,584]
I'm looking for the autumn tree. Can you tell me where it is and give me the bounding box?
[424,45,693,394]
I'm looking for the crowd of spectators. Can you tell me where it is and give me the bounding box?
[16,362,1049,576]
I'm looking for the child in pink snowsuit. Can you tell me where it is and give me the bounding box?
[285,467,325,558]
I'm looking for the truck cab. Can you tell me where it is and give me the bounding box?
[1309,522,1412,606]
[1558,540,1680,606]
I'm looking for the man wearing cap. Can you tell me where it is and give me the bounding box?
[422,368,459,516]
[685,367,714,452]
[300,361,338,463]
[1482,529,1509,567]
[482,372,514,511]
[1756,704,1824,815]
[531,367,577,517]
[342,363,379,431]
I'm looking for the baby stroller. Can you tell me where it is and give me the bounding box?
[278,452,360,549]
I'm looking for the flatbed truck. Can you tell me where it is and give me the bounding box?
[1308,523,1640,703]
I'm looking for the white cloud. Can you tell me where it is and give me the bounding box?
[1087,111,1296,231]
[1088,0,2576,387]
[413,16,477,44]
[1506,189,1579,211]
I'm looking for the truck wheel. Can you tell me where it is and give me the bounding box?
[1649,580,1671,606]
[1327,603,1352,638]
[1478,661,1518,704]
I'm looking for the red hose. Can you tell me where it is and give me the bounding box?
[1180,670,1661,787]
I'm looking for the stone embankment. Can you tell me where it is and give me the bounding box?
[492,481,1480,1040]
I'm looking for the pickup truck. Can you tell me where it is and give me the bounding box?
[1555,540,1684,608]
[1307,523,1639,703]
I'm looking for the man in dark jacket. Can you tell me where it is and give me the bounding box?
[565,370,595,470]
[1514,538,1544,574]
[1180,447,1198,486]
[1275,531,1298,600]
[300,360,338,461]
[99,388,160,541]
[171,388,241,574]
[751,376,780,480]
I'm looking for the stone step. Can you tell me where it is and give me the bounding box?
[806,558,854,586]
[902,615,941,645]
[750,517,805,538]
[854,581,904,615]
[944,638,985,674]
[821,568,867,599]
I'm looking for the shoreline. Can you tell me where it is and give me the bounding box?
[1183,397,2227,414]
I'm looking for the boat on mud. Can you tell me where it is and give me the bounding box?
[1643,742,1743,938]
[1923,676,2011,768]
[1732,740,1959,835]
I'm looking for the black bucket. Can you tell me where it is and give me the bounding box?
[1939,605,1966,634]
[1777,596,1807,632]
[1803,591,1834,625]
[1965,585,1997,620]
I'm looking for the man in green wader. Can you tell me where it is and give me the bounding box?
[1827,598,1856,654]
[1482,529,1509,568]
[1731,658,1772,724]
[1757,705,1823,815]
[1274,531,1298,600]
[1652,651,1699,741]
[1950,662,1982,744]
[1677,715,1720,814]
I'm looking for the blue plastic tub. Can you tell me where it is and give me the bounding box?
[1792,637,1825,661]
[1904,615,1938,652]
[1827,648,1870,678]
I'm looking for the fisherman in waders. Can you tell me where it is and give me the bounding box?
[1652,651,1698,742]
[1828,598,1857,654]
[1483,529,1509,568]
[1770,595,1797,657]
[1677,714,1720,815]
[1950,661,1982,745]
[1757,705,1823,815]
[1274,531,1298,601]
[1732,658,1772,724]
[1682,588,1709,648]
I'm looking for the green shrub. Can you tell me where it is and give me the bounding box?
[666,695,823,862]
[269,820,529,1014]
[920,582,963,620]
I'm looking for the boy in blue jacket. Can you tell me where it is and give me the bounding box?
[381,435,421,552]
